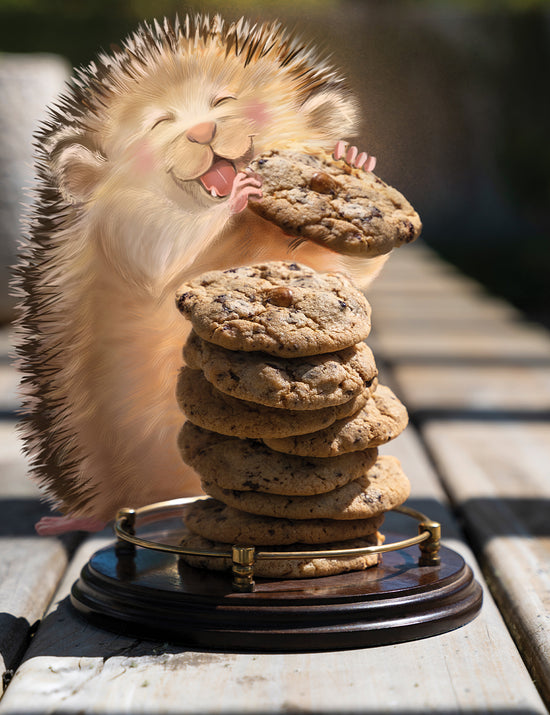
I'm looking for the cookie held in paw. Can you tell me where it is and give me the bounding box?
[176,367,370,439]
[179,422,378,496]
[248,150,422,257]
[179,525,384,579]
[176,261,372,357]
[264,384,408,457]
[183,498,385,545]
[201,455,410,521]
[183,330,377,410]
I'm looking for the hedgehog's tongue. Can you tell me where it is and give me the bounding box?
[199,159,236,198]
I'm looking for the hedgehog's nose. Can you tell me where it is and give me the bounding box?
[186,121,217,144]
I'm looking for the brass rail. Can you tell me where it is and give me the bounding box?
[114,498,441,592]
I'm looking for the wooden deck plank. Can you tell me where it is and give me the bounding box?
[368,288,522,322]
[0,428,547,714]
[368,246,550,363]
[370,329,550,364]
[0,422,79,693]
[381,362,550,418]
[0,367,19,417]
[423,420,550,707]
[369,242,550,709]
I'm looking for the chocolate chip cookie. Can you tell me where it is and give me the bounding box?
[183,330,377,410]
[179,525,383,578]
[179,422,378,496]
[200,455,410,520]
[176,366,370,439]
[248,150,422,257]
[176,261,372,357]
[263,384,408,456]
[183,498,385,545]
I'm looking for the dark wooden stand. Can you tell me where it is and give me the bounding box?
[71,534,482,651]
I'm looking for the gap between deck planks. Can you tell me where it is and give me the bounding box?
[368,241,550,708]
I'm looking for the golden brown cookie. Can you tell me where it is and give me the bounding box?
[201,455,410,520]
[179,525,384,579]
[263,384,408,456]
[176,261,372,357]
[183,498,385,545]
[183,330,377,410]
[176,367,370,439]
[178,422,378,496]
[248,150,422,257]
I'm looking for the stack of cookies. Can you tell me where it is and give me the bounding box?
[175,261,409,579]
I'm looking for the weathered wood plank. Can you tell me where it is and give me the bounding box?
[370,243,550,708]
[369,328,550,364]
[382,362,550,419]
[0,428,546,714]
[368,287,521,322]
[0,422,78,693]
[367,246,550,364]
[0,367,19,417]
[423,420,550,707]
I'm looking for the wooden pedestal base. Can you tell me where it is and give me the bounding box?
[70,535,482,651]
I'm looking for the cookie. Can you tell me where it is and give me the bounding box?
[176,261,372,357]
[201,455,410,520]
[176,367,370,439]
[178,422,378,496]
[179,525,384,579]
[263,384,408,457]
[183,330,377,410]
[248,150,422,257]
[183,498,385,545]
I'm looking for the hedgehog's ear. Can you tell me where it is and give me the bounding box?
[50,141,107,204]
[301,91,359,139]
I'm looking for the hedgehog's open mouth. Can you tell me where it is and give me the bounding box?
[198,157,237,199]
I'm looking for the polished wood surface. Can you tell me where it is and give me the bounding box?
[70,536,482,651]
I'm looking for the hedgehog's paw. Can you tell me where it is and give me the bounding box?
[35,515,107,536]
[229,170,263,215]
[333,141,376,172]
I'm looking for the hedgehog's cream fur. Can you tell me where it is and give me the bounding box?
[13,14,387,528]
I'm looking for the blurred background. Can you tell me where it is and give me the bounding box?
[0,0,548,327]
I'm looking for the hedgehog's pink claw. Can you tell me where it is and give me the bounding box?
[333,140,347,161]
[346,145,358,166]
[365,155,377,172]
[355,152,368,169]
[35,515,107,536]
[229,170,263,215]
[334,143,376,172]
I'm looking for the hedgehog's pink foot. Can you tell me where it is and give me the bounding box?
[229,170,263,214]
[333,141,376,172]
[35,515,107,536]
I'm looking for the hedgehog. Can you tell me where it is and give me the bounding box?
[12,14,385,535]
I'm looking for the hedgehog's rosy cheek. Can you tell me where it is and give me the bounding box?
[242,100,271,129]
[127,138,158,175]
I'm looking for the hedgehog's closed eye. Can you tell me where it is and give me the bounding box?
[212,95,237,108]
[150,115,174,130]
